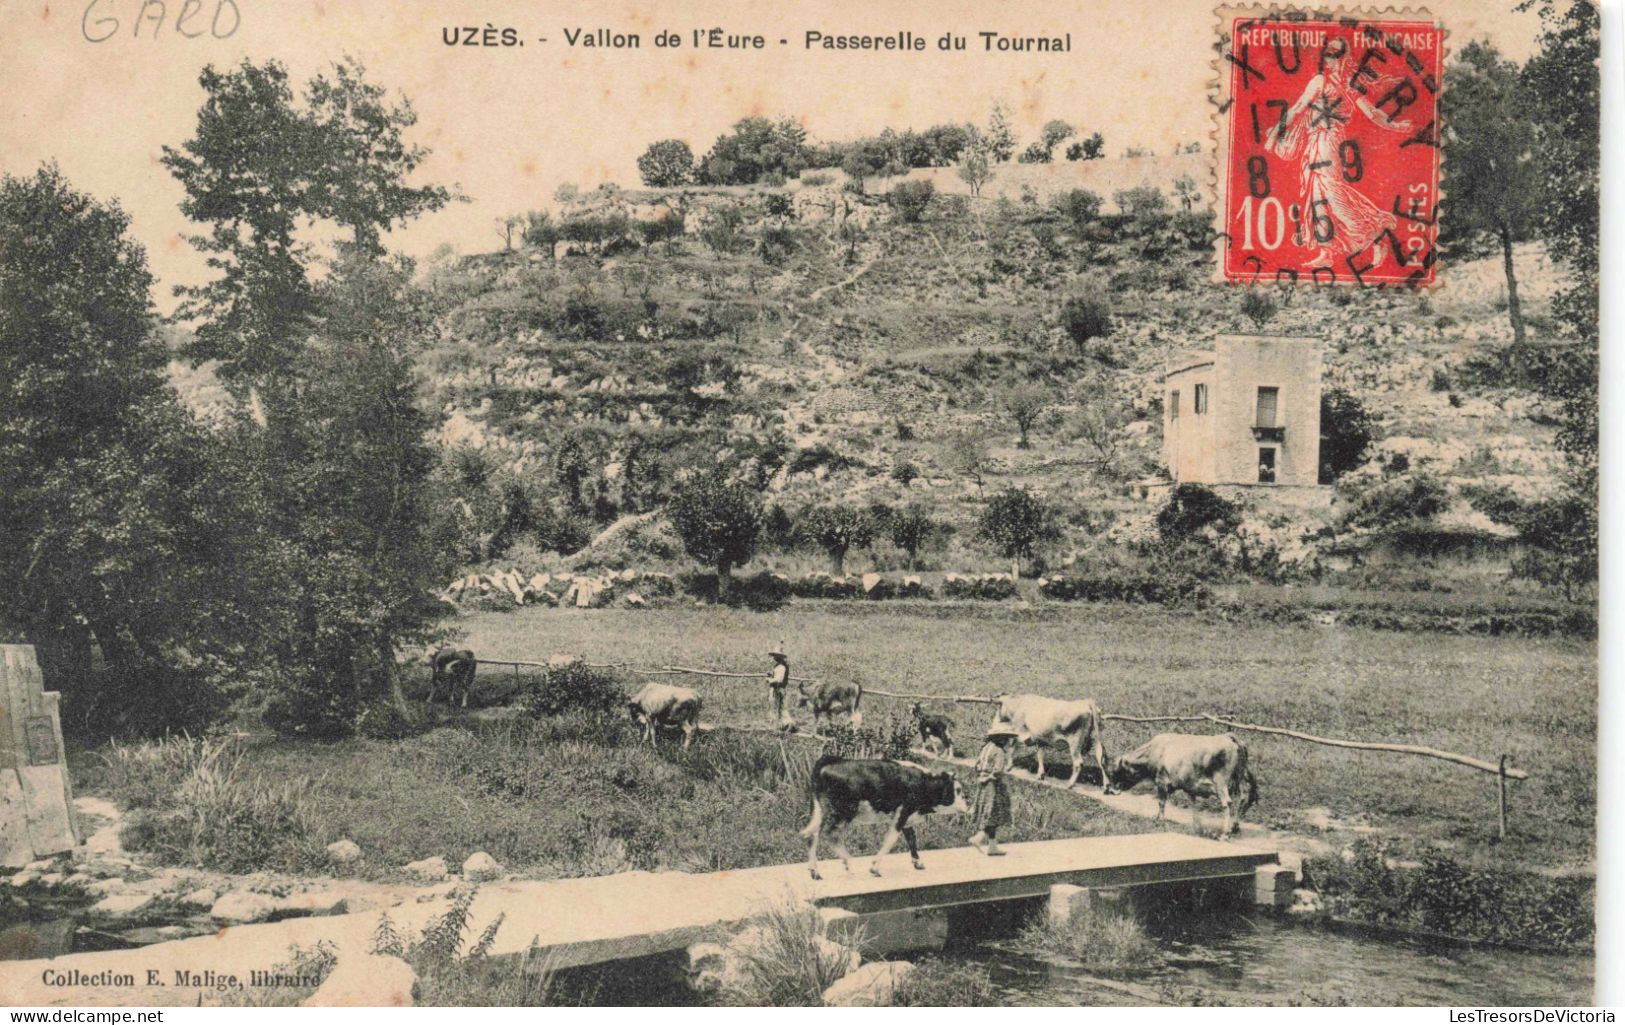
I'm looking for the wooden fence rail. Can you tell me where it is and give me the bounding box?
[472,654,1529,816]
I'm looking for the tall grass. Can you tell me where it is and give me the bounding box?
[373,885,567,1006]
[1016,902,1162,973]
[103,735,324,873]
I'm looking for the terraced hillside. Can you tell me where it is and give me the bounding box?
[390,155,1568,585]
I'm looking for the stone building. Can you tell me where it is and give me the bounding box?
[1161,334,1324,493]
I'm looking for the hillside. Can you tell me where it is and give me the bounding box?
[251,154,1575,581]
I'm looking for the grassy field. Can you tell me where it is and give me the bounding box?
[456,602,1596,872]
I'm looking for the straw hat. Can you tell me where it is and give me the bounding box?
[768,642,787,658]
[985,723,1019,740]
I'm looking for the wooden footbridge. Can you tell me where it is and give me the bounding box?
[0,834,1290,1005]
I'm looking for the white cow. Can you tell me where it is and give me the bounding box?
[1107,733,1259,838]
[628,683,702,750]
[992,693,1113,792]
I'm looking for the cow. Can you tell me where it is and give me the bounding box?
[628,683,703,750]
[1107,733,1260,839]
[424,646,477,708]
[910,703,956,757]
[800,755,970,879]
[797,679,863,732]
[991,693,1113,792]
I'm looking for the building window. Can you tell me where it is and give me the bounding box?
[1255,386,1279,428]
[1194,383,1208,414]
[1258,447,1277,484]
[1170,390,1180,420]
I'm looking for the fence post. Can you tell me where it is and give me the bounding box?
[1497,755,1510,841]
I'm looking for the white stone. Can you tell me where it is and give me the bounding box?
[7,871,39,888]
[326,839,363,866]
[91,892,154,916]
[403,856,449,882]
[861,573,882,593]
[304,953,417,1007]
[1288,888,1324,915]
[821,961,917,1006]
[85,877,124,895]
[23,859,57,873]
[210,890,277,924]
[461,852,504,882]
[36,873,63,889]
[177,888,217,909]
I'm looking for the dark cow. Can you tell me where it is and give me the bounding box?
[424,646,477,708]
[797,679,863,732]
[801,755,970,879]
[628,683,702,750]
[1108,733,1260,838]
[909,703,956,756]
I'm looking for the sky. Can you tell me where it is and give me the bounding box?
[0,0,1546,306]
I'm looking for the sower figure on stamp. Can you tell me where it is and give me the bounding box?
[767,643,792,729]
[969,724,1017,855]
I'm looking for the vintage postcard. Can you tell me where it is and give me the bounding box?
[0,0,1602,1010]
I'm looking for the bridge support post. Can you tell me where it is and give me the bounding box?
[1253,862,1297,907]
[1048,883,1126,926]
[820,906,947,956]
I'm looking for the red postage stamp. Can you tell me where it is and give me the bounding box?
[1214,8,1443,286]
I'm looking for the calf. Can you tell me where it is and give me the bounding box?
[909,703,956,756]
[1108,733,1259,839]
[628,683,702,750]
[797,679,863,732]
[992,693,1112,792]
[801,755,970,879]
[424,646,476,708]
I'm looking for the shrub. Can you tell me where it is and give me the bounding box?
[1052,188,1103,229]
[722,903,861,1006]
[1155,483,1240,544]
[941,574,1018,600]
[355,699,432,740]
[1240,288,1278,329]
[521,661,626,719]
[682,569,791,610]
[886,180,935,222]
[1340,473,1449,530]
[789,573,862,600]
[890,959,999,1005]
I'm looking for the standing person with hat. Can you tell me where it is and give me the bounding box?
[767,643,791,729]
[969,723,1018,855]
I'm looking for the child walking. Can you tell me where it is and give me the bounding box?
[970,724,1017,855]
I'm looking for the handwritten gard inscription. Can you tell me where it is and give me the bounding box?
[82,0,242,42]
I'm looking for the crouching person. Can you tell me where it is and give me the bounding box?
[969,724,1017,855]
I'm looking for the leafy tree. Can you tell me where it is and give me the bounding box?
[1240,288,1278,330]
[701,204,747,257]
[0,166,253,726]
[796,503,876,575]
[888,504,940,570]
[945,431,991,494]
[1319,387,1378,483]
[1509,492,1596,600]
[921,123,971,165]
[523,210,557,248]
[1065,132,1105,160]
[1067,376,1130,474]
[957,150,994,198]
[1053,189,1103,230]
[1039,120,1075,159]
[696,117,810,185]
[984,103,1016,162]
[1522,0,1599,595]
[886,180,935,222]
[495,215,523,251]
[1442,42,1540,346]
[637,139,696,187]
[1340,473,1449,530]
[1059,288,1113,359]
[1000,383,1050,449]
[1156,483,1241,544]
[976,487,1058,579]
[890,460,921,488]
[162,58,450,393]
[668,472,763,591]
[1114,185,1168,218]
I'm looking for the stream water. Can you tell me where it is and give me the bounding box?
[980,912,1594,1007]
[1,898,1593,1006]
